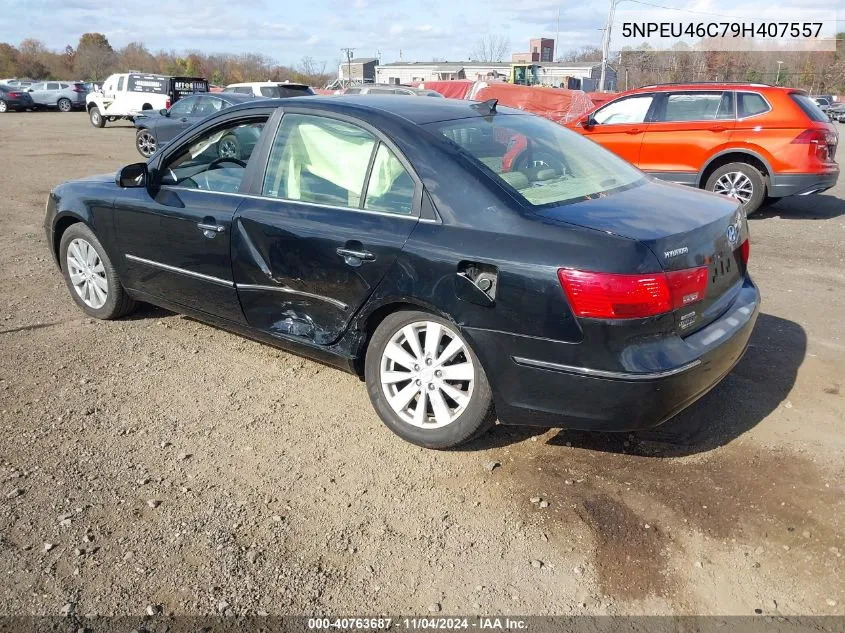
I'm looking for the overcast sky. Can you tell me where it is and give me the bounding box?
[1,0,840,69]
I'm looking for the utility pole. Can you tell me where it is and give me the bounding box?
[599,0,619,92]
[775,60,784,85]
[341,47,355,86]
[556,7,560,61]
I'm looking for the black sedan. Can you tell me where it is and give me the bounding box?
[133,92,258,158]
[45,96,760,449]
[0,84,35,112]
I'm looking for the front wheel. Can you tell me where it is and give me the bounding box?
[0,100,7,113]
[89,106,105,128]
[59,223,136,319]
[705,162,766,215]
[136,128,157,158]
[57,98,72,112]
[365,311,494,449]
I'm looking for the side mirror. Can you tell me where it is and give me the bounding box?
[580,115,597,129]
[160,108,169,116]
[116,162,148,188]
[27,88,34,92]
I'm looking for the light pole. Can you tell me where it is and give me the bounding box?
[775,60,784,85]
[341,48,355,86]
[599,0,626,92]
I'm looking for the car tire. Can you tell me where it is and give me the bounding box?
[218,134,241,160]
[0,100,7,113]
[89,106,105,128]
[57,98,72,112]
[136,128,157,158]
[59,223,136,320]
[705,162,766,215]
[364,310,495,449]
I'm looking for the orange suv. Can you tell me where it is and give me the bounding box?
[569,83,839,214]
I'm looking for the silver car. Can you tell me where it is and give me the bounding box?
[27,81,88,112]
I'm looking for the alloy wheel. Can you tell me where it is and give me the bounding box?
[713,172,753,205]
[90,110,100,125]
[379,321,474,429]
[58,99,72,112]
[137,131,156,157]
[218,137,238,159]
[0,101,7,113]
[66,238,108,309]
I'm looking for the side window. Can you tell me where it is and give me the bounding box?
[169,97,195,116]
[60,83,69,89]
[364,144,415,215]
[259,86,279,97]
[662,92,726,122]
[47,82,60,90]
[117,76,124,92]
[160,117,268,193]
[593,95,653,125]
[30,83,44,91]
[263,114,376,208]
[369,88,397,95]
[193,96,223,115]
[738,92,770,118]
[235,86,253,94]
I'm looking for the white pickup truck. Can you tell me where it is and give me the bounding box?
[86,73,208,128]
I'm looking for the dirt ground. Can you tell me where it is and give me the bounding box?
[0,111,842,617]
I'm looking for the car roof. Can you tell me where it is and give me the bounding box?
[211,92,257,104]
[221,94,525,125]
[621,82,799,95]
[227,81,311,89]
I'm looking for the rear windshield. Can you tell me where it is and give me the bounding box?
[425,114,644,208]
[791,93,830,122]
[259,85,315,98]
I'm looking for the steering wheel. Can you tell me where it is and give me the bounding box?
[208,157,247,170]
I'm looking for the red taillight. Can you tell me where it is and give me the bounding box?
[792,128,833,161]
[558,266,708,320]
[740,239,750,265]
[72,85,85,92]
[666,267,709,310]
[7,91,20,98]
[165,99,171,109]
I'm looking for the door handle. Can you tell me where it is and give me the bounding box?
[710,125,727,132]
[336,247,375,266]
[625,128,641,134]
[197,222,225,238]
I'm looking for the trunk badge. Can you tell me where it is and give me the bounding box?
[664,246,689,259]
[726,225,739,246]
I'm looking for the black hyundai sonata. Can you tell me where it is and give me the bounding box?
[45,96,759,448]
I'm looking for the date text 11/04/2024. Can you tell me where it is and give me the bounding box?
[307,617,528,630]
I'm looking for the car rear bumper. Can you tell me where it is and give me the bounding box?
[769,170,839,197]
[463,276,760,431]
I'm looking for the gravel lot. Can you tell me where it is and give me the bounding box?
[0,112,843,617]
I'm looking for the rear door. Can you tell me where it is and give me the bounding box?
[232,110,420,345]
[577,93,655,165]
[639,91,736,183]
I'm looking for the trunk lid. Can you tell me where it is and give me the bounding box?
[535,180,749,335]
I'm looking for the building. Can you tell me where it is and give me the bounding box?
[513,38,555,63]
[375,61,617,91]
[338,58,379,83]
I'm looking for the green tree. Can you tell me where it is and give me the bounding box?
[0,43,19,77]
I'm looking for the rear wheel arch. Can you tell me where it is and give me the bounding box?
[353,300,457,377]
[699,150,772,188]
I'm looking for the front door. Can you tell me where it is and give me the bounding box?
[577,93,656,166]
[114,114,271,323]
[232,112,420,345]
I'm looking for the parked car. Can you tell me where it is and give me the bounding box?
[345,84,444,97]
[223,82,314,98]
[0,78,35,89]
[0,84,35,112]
[133,92,258,158]
[812,96,832,112]
[569,83,839,214]
[44,96,758,449]
[27,81,88,111]
[86,73,208,128]
[828,102,845,123]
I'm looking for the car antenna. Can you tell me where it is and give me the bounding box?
[472,98,497,114]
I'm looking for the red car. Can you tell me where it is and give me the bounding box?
[567,83,839,214]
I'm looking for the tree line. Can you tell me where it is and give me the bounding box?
[560,37,845,94]
[0,33,335,87]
